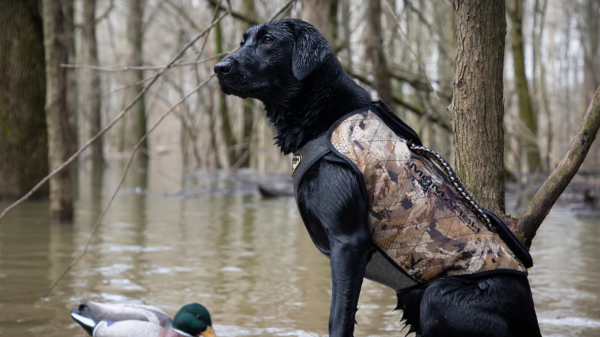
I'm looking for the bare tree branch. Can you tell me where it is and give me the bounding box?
[389,66,452,101]
[95,0,114,23]
[61,52,229,72]
[402,0,454,62]
[163,0,203,31]
[267,0,295,21]
[206,0,260,25]
[346,68,452,131]
[518,86,600,248]
[384,1,440,101]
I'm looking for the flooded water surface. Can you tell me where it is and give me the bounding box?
[0,158,599,336]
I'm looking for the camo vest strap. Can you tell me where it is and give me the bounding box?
[328,108,528,283]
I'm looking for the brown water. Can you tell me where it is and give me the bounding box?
[0,158,599,337]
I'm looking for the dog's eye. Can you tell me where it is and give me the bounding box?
[263,36,274,45]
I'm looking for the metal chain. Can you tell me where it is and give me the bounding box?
[408,142,496,232]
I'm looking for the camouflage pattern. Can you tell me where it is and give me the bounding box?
[331,110,526,282]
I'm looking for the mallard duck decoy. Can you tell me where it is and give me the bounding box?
[70,301,216,337]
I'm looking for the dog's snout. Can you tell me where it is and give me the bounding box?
[214,59,233,75]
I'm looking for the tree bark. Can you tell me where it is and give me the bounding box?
[450,0,506,214]
[365,0,393,106]
[81,0,104,163]
[0,0,49,200]
[42,0,76,222]
[121,0,147,153]
[509,0,541,172]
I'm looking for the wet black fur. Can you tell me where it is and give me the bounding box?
[215,18,541,337]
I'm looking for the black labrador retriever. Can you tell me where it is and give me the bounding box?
[215,19,541,337]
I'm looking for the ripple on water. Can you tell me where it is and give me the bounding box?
[538,316,600,328]
[108,245,172,253]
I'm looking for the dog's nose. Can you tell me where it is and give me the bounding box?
[214,59,232,75]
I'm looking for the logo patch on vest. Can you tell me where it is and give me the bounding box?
[292,154,302,177]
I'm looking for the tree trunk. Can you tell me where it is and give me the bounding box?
[42,0,76,222]
[0,0,49,200]
[240,0,256,168]
[509,0,541,172]
[450,0,506,214]
[215,20,235,167]
[299,0,335,44]
[436,1,456,97]
[341,0,351,66]
[582,0,600,105]
[63,0,78,156]
[121,0,147,153]
[81,0,104,163]
[364,0,393,106]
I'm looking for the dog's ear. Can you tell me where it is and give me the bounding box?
[292,25,333,81]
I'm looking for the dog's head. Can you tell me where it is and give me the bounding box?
[214,19,333,102]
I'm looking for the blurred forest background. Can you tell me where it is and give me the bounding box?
[0,0,599,222]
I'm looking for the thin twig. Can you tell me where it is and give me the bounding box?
[103,75,158,97]
[95,0,114,23]
[206,0,261,25]
[42,74,217,298]
[383,1,440,101]
[268,0,295,21]
[0,10,231,222]
[402,0,453,62]
[163,0,203,31]
[61,52,230,72]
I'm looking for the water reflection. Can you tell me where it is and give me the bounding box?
[0,156,598,336]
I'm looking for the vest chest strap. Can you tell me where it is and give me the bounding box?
[292,134,331,194]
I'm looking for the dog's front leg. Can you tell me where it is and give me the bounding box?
[328,233,372,337]
[300,161,374,337]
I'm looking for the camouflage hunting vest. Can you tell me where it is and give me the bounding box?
[292,101,532,290]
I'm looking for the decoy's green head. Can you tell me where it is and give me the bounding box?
[172,303,215,337]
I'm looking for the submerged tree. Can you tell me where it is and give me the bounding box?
[240,0,257,168]
[63,0,78,156]
[0,0,49,200]
[215,19,236,167]
[81,0,104,164]
[42,0,77,222]
[121,0,147,155]
[508,0,541,172]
